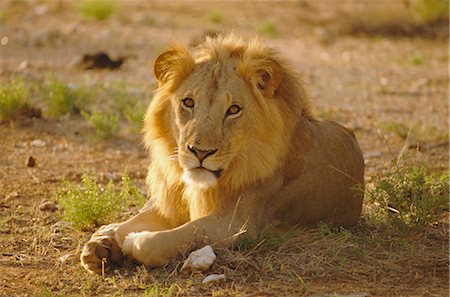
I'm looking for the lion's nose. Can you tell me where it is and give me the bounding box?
[188,146,217,163]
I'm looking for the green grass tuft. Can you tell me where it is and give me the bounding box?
[43,79,88,118]
[81,110,120,138]
[0,77,29,123]
[366,161,449,229]
[258,21,278,37]
[141,284,175,297]
[112,82,146,133]
[56,172,146,230]
[410,53,425,65]
[416,0,449,24]
[207,10,223,24]
[79,0,116,21]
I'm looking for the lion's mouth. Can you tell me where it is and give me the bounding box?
[196,167,223,178]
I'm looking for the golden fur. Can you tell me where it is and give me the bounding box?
[144,34,314,223]
[80,34,364,274]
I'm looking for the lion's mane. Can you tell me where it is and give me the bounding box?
[143,34,315,225]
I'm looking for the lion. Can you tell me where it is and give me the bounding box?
[80,34,364,274]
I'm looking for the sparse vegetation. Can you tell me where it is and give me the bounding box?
[381,120,449,142]
[338,1,449,38]
[416,0,449,24]
[111,82,146,133]
[366,161,449,229]
[0,77,28,123]
[43,79,88,118]
[257,21,278,37]
[56,172,145,230]
[207,10,222,24]
[81,110,120,138]
[141,284,175,297]
[410,53,425,65]
[78,0,116,21]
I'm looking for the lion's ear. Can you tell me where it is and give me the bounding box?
[255,59,282,97]
[153,47,194,85]
[241,57,282,97]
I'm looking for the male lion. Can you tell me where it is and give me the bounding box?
[80,34,364,274]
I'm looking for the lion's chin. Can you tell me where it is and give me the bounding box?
[182,168,219,189]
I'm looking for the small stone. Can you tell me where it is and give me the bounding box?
[26,156,36,167]
[201,274,226,284]
[39,201,58,212]
[181,245,216,273]
[18,60,29,71]
[31,139,47,147]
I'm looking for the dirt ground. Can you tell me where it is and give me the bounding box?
[0,1,448,297]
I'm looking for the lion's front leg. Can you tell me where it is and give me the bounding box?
[80,208,172,274]
[121,212,256,267]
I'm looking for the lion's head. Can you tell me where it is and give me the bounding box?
[144,34,314,195]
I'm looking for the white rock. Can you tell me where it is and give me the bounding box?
[181,245,216,273]
[202,274,226,284]
[31,139,47,147]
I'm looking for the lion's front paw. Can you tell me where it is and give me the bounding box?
[122,231,170,267]
[80,224,124,274]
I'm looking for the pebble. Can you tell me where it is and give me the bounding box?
[31,139,47,147]
[181,245,216,273]
[18,60,29,71]
[202,274,226,284]
[39,201,58,212]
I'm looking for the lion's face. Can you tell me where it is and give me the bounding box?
[173,61,254,188]
[148,36,295,192]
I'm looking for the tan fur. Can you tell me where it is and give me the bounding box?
[80,34,364,274]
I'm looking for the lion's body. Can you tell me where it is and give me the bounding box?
[81,34,364,273]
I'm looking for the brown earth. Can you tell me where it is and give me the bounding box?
[0,1,448,296]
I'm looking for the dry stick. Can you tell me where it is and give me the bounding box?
[228,195,242,233]
[373,118,395,159]
[396,124,413,166]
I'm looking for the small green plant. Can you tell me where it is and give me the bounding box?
[366,161,449,229]
[123,104,145,133]
[381,121,411,139]
[79,0,116,20]
[258,21,278,37]
[141,284,175,297]
[112,82,146,133]
[0,77,28,123]
[207,10,223,24]
[40,286,53,297]
[0,78,30,122]
[56,172,145,230]
[82,110,120,138]
[415,0,449,24]
[43,79,88,118]
[410,53,425,65]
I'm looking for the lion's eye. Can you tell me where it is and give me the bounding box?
[226,104,242,117]
[182,97,195,109]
